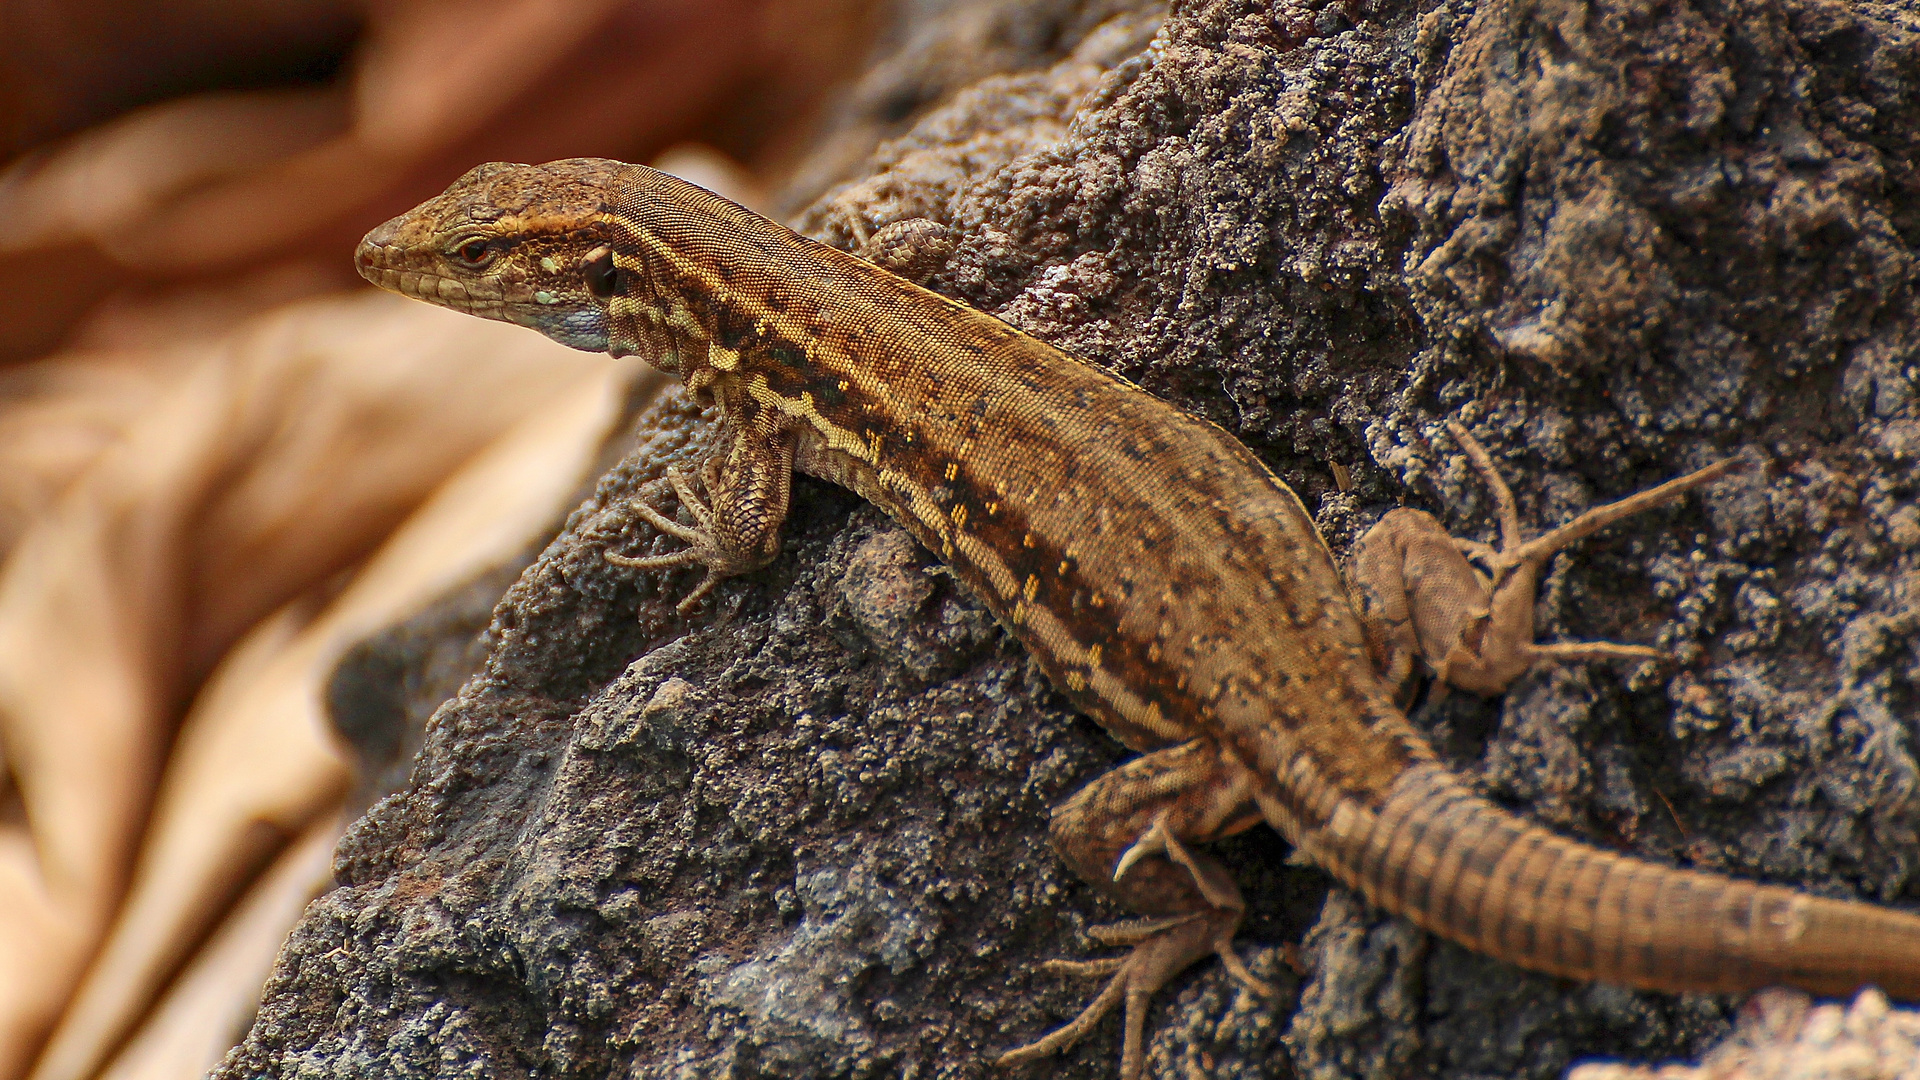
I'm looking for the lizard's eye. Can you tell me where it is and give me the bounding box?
[582,246,623,301]
[448,236,495,268]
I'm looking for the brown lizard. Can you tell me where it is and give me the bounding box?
[355,158,1920,1078]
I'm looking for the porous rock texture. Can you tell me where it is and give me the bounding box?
[1568,989,1920,1080]
[217,0,1920,1076]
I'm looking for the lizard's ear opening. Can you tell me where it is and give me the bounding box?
[582,245,622,300]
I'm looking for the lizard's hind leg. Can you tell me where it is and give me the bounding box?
[1346,421,1739,700]
[998,738,1274,1080]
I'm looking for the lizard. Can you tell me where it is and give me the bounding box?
[354,158,1920,1078]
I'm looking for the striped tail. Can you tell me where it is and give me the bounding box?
[1274,762,1920,998]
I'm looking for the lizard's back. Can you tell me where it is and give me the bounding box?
[610,166,1422,793]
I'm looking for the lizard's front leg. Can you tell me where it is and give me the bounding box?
[1000,738,1274,1080]
[607,398,798,611]
[1347,421,1738,700]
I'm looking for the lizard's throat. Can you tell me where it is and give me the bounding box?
[507,304,611,352]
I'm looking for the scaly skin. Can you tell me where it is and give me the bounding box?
[356,159,1920,1077]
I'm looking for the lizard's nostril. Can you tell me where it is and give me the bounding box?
[353,221,399,280]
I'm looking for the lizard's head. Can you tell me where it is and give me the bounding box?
[355,159,626,351]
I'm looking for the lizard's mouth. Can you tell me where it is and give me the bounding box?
[352,216,499,309]
[353,231,445,300]
[353,231,505,315]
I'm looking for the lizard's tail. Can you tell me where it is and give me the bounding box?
[1275,762,1920,998]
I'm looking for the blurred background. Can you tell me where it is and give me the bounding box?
[0,1,897,1077]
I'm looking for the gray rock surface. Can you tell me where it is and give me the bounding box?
[218,0,1920,1076]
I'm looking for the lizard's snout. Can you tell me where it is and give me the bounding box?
[353,217,403,282]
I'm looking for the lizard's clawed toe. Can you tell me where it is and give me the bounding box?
[604,462,777,612]
[605,506,729,612]
[997,909,1242,1080]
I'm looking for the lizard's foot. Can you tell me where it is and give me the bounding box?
[605,410,799,615]
[1347,422,1740,698]
[1440,421,1738,687]
[1444,421,1739,597]
[997,910,1265,1080]
[1000,812,1272,1079]
[605,466,738,612]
